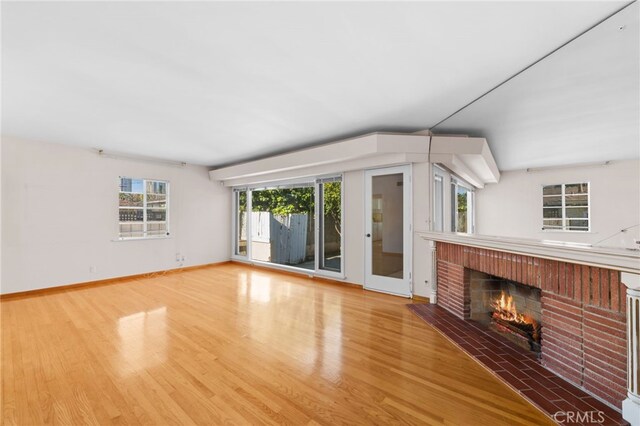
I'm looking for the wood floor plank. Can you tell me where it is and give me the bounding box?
[1,263,554,425]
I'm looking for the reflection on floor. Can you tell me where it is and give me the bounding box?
[1,263,553,425]
[372,240,403,278]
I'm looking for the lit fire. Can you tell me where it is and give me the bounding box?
[490,291,541,348]
[492,292,529,324]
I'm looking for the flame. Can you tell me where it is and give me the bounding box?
[492,291,528,324]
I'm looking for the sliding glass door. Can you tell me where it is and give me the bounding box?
[251,184,315,270]
[232,176,342,276]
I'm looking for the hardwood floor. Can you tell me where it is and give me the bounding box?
[1,263,553,425]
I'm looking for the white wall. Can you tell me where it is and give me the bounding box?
[343,170,365,287]
[412,162,431,298]
[1,137,231,294]
[0,137,2,293]
[475,160,640,248]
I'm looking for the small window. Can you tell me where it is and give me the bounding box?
[542,182,589,231]
[119,177,169,239]
[433,173,444,231]
[234,190,248,256]
[318,178,342,273]
[451,179,474,233]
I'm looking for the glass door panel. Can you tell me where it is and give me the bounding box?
[364,166,411,297]
[371,173,404,279]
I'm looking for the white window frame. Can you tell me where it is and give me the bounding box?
[433,169,445,232]
[232,188,249,257]
[230,175,345,279]
[117,177,170,240]
[315,176,345,277]
[431,165,475,234]
[542,182,590,232]
[451,177,475,234]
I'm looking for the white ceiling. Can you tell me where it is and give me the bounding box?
[1,1,634,168]
[434,1,639,170]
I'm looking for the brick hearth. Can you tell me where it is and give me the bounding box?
[408,303,626,425]
[435,242,627,409]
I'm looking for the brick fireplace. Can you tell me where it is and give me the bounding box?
[435,241,627,410]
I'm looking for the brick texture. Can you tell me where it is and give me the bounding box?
[541,292,584,387]
[436,260,470,320]
[435,242,627,409]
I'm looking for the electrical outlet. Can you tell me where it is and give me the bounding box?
[89,266,96,273]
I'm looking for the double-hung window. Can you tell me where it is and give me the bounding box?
[542,183,589,231]
[119,177,169,239]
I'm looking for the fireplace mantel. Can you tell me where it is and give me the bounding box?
[419,231,640,274]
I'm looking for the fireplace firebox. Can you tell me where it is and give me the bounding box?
[469,270,542,355]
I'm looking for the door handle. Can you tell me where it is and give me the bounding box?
[366,233,371,237]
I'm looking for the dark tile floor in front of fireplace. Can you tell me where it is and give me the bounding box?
[407,303,627,426]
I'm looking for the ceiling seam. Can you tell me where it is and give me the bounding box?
[428,0,637,132]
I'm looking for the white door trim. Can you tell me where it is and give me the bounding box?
[364,165,412,298]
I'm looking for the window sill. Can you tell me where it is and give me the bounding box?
[112,236,172,242]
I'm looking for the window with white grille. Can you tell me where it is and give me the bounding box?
[119,177,169,239]
[542,183,589,231]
